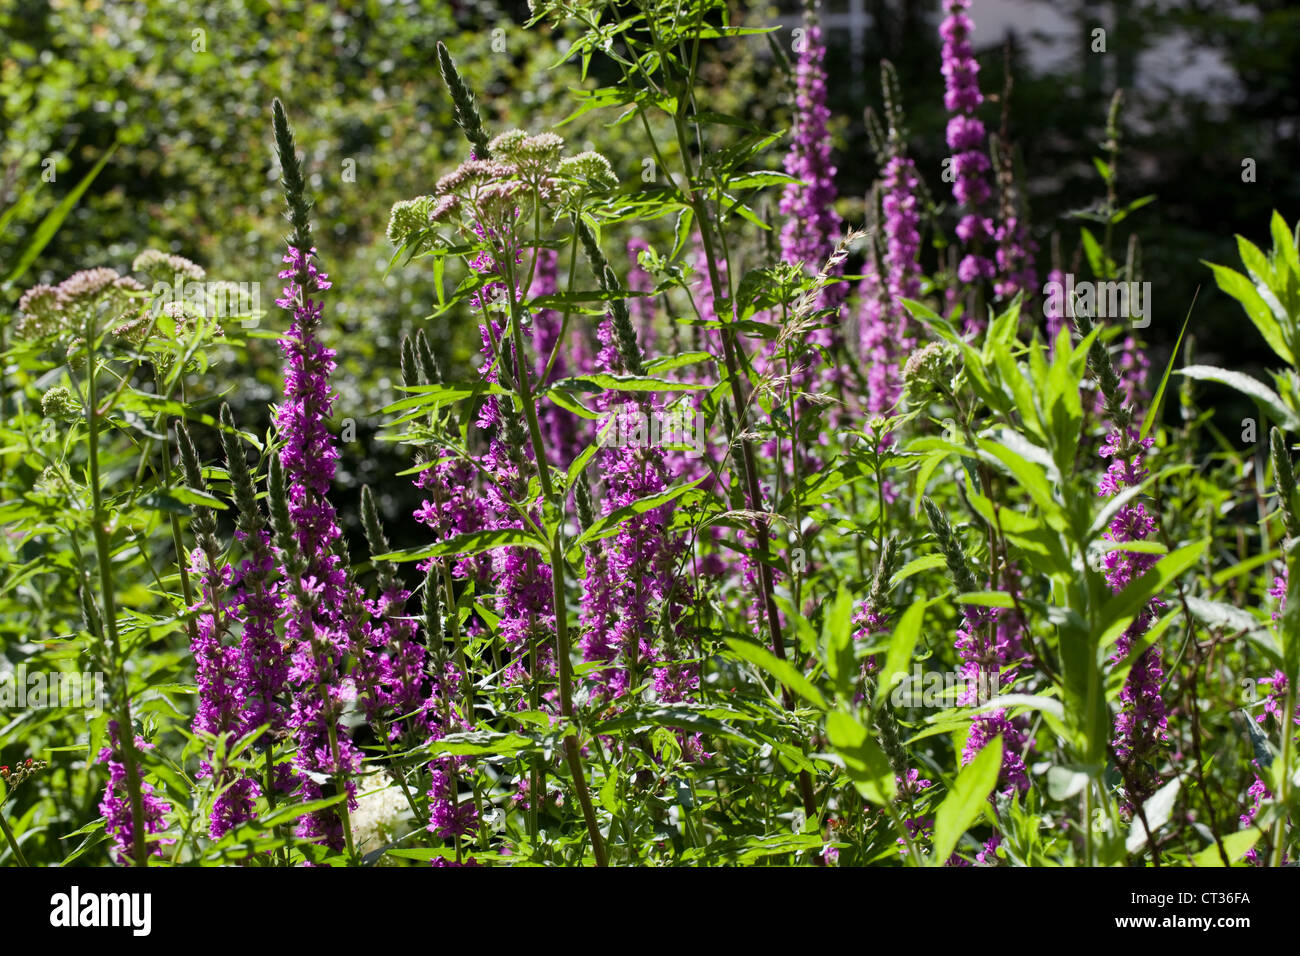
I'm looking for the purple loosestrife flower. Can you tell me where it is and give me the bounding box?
[219,403,292,800]
[993,216,1037,302]
[187,547,258,836]
[273,245,362,849]
[477,339,556,693]
[426,658,477,842]
[955,603,1031,795]
[359,486,431,745]
[882,157,923,309]
[780,19,842,279]
[579,320,697,709]
[1270,570,1287,619]
[857,271,892,415]
[852,539,899,684]
[1044,267,1066,348]
[414,455,490,583]
[658,238,727,576]
[851,602,889,657]
[1098,428,1168,812]
[185,564,236,743]
[1104,335,1152,413]
[1258,569,1299,729]
[775,15,848,427]
[990,127,1038,303]
[363,586,426,740]
[275,248,342,560]
[941,0,996,318]
[181,418,266,837]
[860,157,924,416]
[419,158,559,702]
[233,529,288,745]
[99,723,172,865]
[1241,774,1272,865]
[1242,571,1294,864]
[895,768,934,856]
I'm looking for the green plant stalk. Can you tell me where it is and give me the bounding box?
[440,561,472,710]
[501,237,608,867]
[884,799,920,866]
[323,695,358,865]
[1083,779,1094,867]
[528,609,541,847]
[1272,677,1297,867]
[0,801,29,867]
[662,91,818,820]
[85,320,149,868]
[262,745,291,867]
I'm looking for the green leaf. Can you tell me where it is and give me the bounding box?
[822,586,857,698]
[168,486,229,510]
[1237,235,1275,288]
[1125,777,1180,852]
[930,736,1002,864]
[890,554,946,588]
[642,351,715,375]
[1184,596,1262,634]
[374,528,543,562]
[977,437,1060,518]
[876,596,926,714]
[570,478,704,552]
[565,443,598,490]
[1096,539,1210,644]
[1271,210,1300,282]
[1176,365,1300,431]
[1113,195,1156,225]
[953,591,1016,608]
[544,387,601,420]
[1081,227,1108,278]
[599,767,620,815]
[1141,290,1197,439]
[4,143,118,288]
[824,708,895,805]
[429,731,540,757]
[1046,765,1093,801]
[724,637,827,709]
[552,373,708,393]
[381,381,510,415]
[1203,262,1295,364]
[1192,829,1261,867]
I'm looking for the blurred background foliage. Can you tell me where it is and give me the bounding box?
[2,0,1297,547]
[1,0,1297,867]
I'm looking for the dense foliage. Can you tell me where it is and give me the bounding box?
[2,0,1299,868]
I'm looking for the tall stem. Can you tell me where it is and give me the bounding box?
[86,321,149,867]
[1272,679,1296,867]
[501,244,607,866]
[668,108,817,820]
[0,804,29,867]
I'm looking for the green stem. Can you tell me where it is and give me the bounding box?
[500,236,607,866]
[86,320,149,868]
[0,803,29,867]
[1272,678,1297,867]
[324,710,358,865]
[667,95,816,821]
